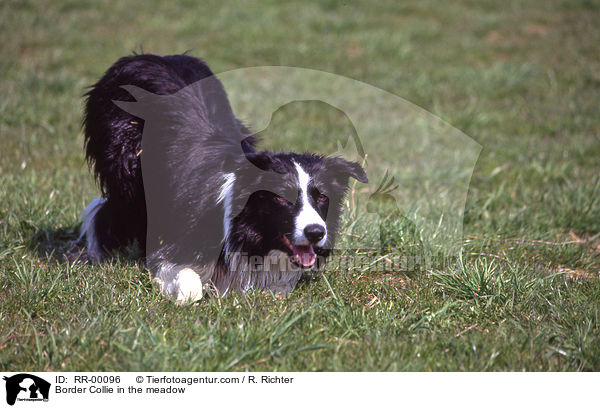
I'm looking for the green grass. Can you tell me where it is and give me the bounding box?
[1,0,600,371]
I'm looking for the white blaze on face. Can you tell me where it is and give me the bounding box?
[293,162,327,246]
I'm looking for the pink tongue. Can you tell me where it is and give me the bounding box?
[292,245,316,267]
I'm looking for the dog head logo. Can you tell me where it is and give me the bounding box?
[3,374,50,405]
[114,66,481,269]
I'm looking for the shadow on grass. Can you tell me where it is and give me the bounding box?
[27,225,82,261]
[26,224,143,265]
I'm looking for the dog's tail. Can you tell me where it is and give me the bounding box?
[78,197,107,262]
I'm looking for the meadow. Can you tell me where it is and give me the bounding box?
[1,0,599,371]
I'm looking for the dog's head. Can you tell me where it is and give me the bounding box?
[231,140,368,270]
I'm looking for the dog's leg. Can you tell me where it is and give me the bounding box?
[153,262,204,303]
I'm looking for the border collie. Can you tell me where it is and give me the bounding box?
[80,53,367,301]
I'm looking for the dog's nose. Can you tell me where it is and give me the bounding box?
[304,224,325,244]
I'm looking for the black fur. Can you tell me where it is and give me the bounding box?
[81,53,367,296]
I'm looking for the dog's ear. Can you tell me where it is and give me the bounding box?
[326,157,368,184]
[112,85,160,119]
[241,137,286,174]
[345,160,368,184]
[241,137,270,170]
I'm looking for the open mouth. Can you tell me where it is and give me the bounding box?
[281,234,317,268]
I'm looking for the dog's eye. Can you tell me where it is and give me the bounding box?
[276,188,298,203]
[275,195,290,204]
[317,194,328,202]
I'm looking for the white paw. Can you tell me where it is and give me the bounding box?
[175,268,204,303]
[153,264,204,303]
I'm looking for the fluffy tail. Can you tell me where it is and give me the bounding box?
[78,197,107,262]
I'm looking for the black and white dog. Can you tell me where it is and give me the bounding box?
[80,53,367,300]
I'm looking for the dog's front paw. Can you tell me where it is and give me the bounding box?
[153,264,204,303]
[174,267,204,303]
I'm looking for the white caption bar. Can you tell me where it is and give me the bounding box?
[1,372,598,408]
